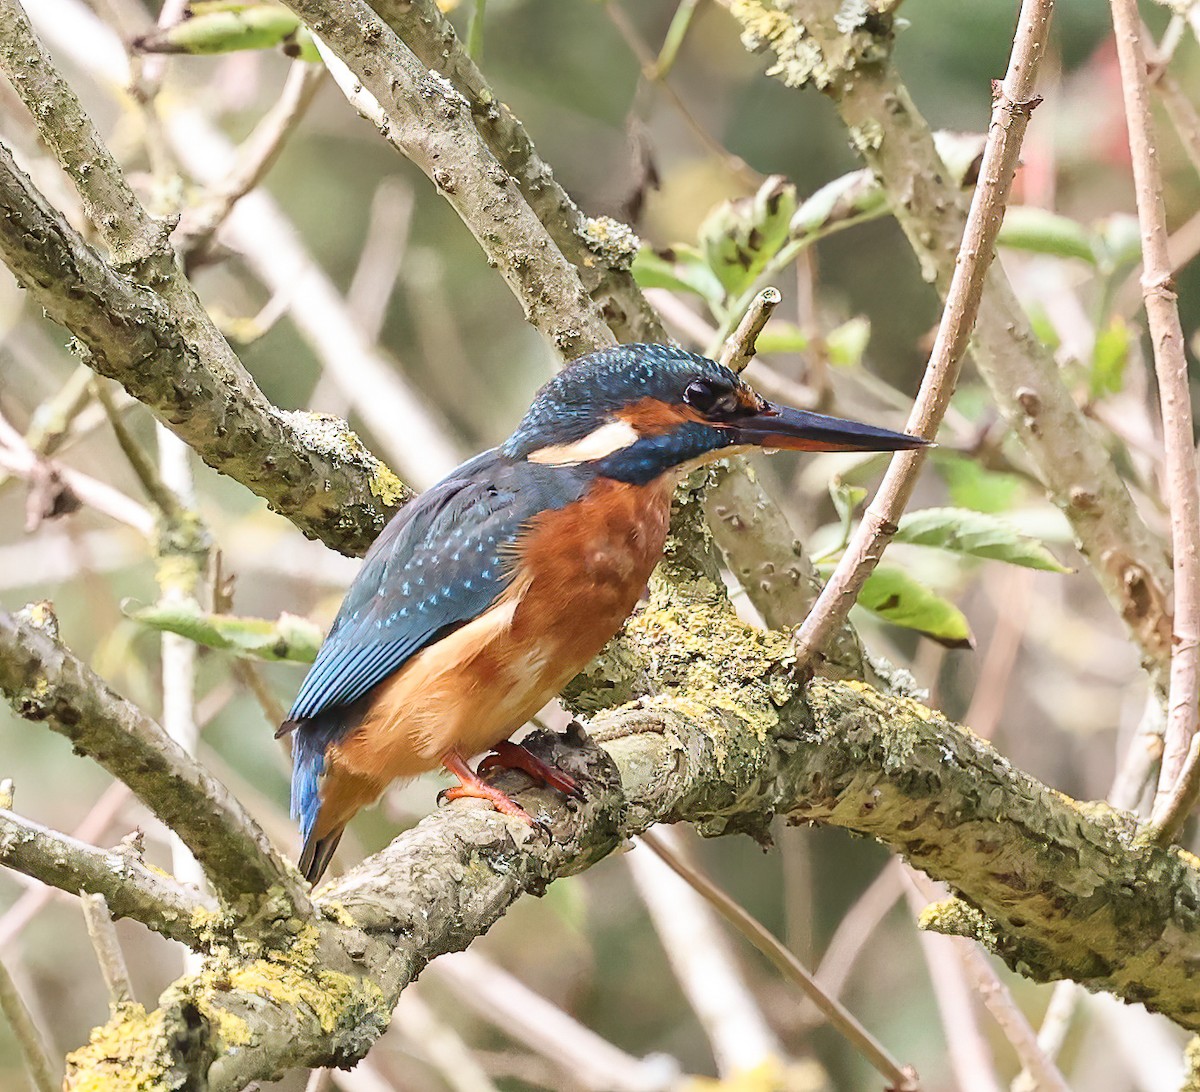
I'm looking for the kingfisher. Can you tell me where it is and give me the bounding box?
[280,344,924,882]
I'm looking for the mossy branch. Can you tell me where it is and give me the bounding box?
[0,606,307,912]
[60,513,1200,1089]
[0,140,407,557]
[0,809,211,947]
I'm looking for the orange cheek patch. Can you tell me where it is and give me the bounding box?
[617,397,703,434]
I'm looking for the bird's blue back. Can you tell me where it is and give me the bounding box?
[287,449,589,841]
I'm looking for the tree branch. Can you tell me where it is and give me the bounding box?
[61,516,1200,1089]
[722,0,1175,685]
[794,0,1051,664]
[0,606,307,911]
[1107,0,1200,838]
[0,138,407,555]
[0,810,210,947]
[283,0,618,360]
[366,0,667,345]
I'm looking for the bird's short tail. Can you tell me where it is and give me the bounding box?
[298,825,345,885]
[289,719,341,884]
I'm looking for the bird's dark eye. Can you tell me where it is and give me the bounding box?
[684,378,743,419]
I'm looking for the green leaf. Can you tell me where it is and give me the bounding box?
[934,452,1024,514]
[1090,317,1130,398]
[998,207,1097,264]
[753,320,810,354]
[133,4,310,56]
[826,316,871,368]
[790,169,887,239]
[631,246,725,311]
[698,176,797,298]
[128,600,322,662]
[857,566,974,647]
[830,479,867,526]
[895,507,1070,572]
[1092,213,1141,275]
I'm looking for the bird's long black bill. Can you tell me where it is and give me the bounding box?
[730,402,930,453]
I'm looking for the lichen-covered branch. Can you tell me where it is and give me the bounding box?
[0,607,307,911]
[0,810,210,947]
[62,511,1200,1090]
[281,0,617,360]
[0,139,406,555]
[723,0,1174,684]
[367,0,668,345]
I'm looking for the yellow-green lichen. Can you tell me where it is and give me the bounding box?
[583,216,640,270]
[368,463,408,507]
[731,1,820,89]
[64,1003,171,1092]
[918,896,999,951]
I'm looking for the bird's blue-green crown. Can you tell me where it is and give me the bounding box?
[502,344,743,481]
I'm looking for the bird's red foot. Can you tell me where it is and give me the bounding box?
[439,748,539,823]
[477,740,584,800]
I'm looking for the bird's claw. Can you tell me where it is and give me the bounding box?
[477,740,584,800]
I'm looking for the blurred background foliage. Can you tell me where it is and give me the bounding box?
[1,0,1198,1088]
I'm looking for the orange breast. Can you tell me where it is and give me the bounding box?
[328,476,674,787]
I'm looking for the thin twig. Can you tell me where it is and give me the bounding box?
[718,287,781,374]
[626,831,780,1076]
[175,61,325,255]
[902,882,1003,1092]
[292,0,619,360]
[1108,0,1200,840]
[793,0,1053,666]
[79,892,135,1008]
[432,949,678,1092]
[0,606,307,909]
[0,807,209,945]
[1011,978,1078,1092]
[639,828,918,1091]
[391,987,500,1092]
[0,953,58,1092]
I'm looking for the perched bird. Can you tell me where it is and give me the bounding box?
[281,344,925,882]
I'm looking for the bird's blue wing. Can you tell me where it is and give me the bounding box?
[287,451,527,724]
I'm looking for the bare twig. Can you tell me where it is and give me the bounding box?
[639,828,917,1091]
[1012,979,1078,1092]
[0,808,210,945]
[1108,0,1200,840]
[903,882,1003,1092]
[390,988,500,1092]
[79,893,135,1008]
[174,60,325,254]
[0,136,407,555]
[0,407,154,535]
[0,781,130,952]
[431,950,678,1092]
[793,0,1053,665]
[909,871,1069,1092]
[627,831,780,1076]
[291,0,618,360]
[813,858,905,1003]
[165,107,462,489]
[365,0,667,345]
[718,287,781,374]
[0,952,57,1092]
[0,606,307,909]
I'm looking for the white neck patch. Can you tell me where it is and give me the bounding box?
[526,418,640,466]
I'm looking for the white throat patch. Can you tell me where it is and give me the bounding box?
[526,418,640,466]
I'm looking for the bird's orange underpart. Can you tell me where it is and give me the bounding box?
[314,476,673,832]
[477,740,582,798]
[440,748,538,822]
